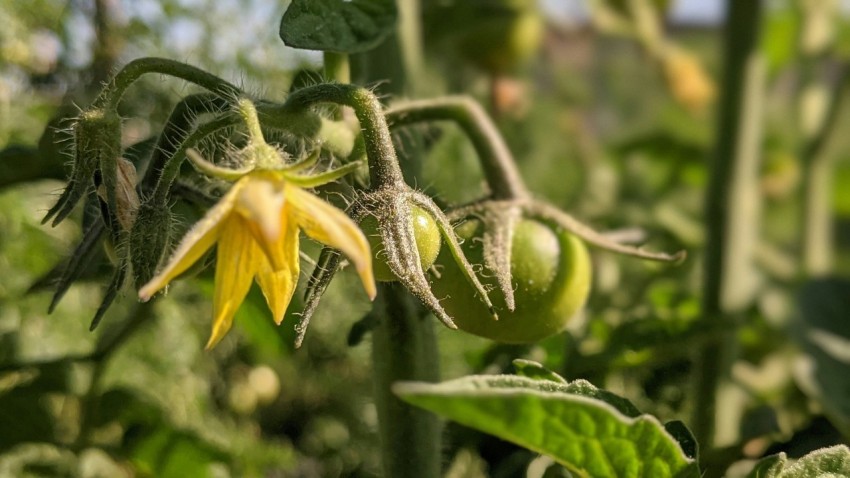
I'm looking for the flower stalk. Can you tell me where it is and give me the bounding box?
[93,57,242,110]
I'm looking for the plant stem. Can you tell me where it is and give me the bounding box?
[324,52,350,121]
[371,283,442,478]
[93,57,242,110]
[140,93,229,193]
[802,150,836,275]
[385,97,529,200]
[324,52,351,85]
[283,84,405,189]
[799,67,845,276]
[397,0,427,97]
[91,0,124,93]
[150,114,240,205]
[693,0,764,454]
[236,98,265,143]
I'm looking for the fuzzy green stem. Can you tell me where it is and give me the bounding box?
[258,105,356,158]
[324,52,350,120]
[141,93,229,193]
[150,114,240,205]
[372,283,441,478]
[693,0,763,455]
[93,57,242,110]
[397,0,427,96]
[324,52,351,84]
[283,84,404,189]
[236,99,265,144]
[385,97,529,200]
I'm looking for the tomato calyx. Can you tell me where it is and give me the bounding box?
[446,198,687,325]
[354,188,497,329]
[297,186,499,346]
[447,202,522,311]
[361,204,441,283]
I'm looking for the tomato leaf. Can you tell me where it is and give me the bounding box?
[279,0,396,54]
[794,278,850,436]
[745,446,850,477]
[394,375,700,478]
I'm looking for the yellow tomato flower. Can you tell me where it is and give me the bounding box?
[138,169,376,349]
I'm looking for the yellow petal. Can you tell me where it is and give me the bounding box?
[255,213,300,324]
[286,185,376,300]
[206,216,263,349]
[138,180,243,301]
[234,173,287,270]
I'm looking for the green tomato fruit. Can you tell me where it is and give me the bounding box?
[360,205,442,282]
[431,218,591,343]
[455,4,543,74]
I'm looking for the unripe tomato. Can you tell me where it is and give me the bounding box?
[431,218,591,343]
[360,205,442,282]
[455,5,543,75]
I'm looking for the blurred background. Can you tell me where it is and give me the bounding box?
[1,0,850,476]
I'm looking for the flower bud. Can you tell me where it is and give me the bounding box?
[96,157,139,232]
[129,201,173,289]
[661,49,715,115]
[43,108,122,226]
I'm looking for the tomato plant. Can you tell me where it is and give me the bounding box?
[431,217,591,343]
[11,1,846,477]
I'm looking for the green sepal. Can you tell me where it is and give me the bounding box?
[412,193,497,319]
[129,200,173,289]
[447,201,522,312]
[284,160,364,188]
[42,219,107,313]
[185,148,253,181]
[90,262,128,331]
[528,199,686,263]
[43,108,122,227]
[297,247,342,348]
[362,190,458,330]
[281,148,320,173]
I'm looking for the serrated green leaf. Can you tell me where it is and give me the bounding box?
[663,420,698,461]
[395,375,700,478]
[748,446,850,477]
[279,0,396,54]
[780,446,850,477]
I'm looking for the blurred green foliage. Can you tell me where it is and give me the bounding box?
[1,0,850,476]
